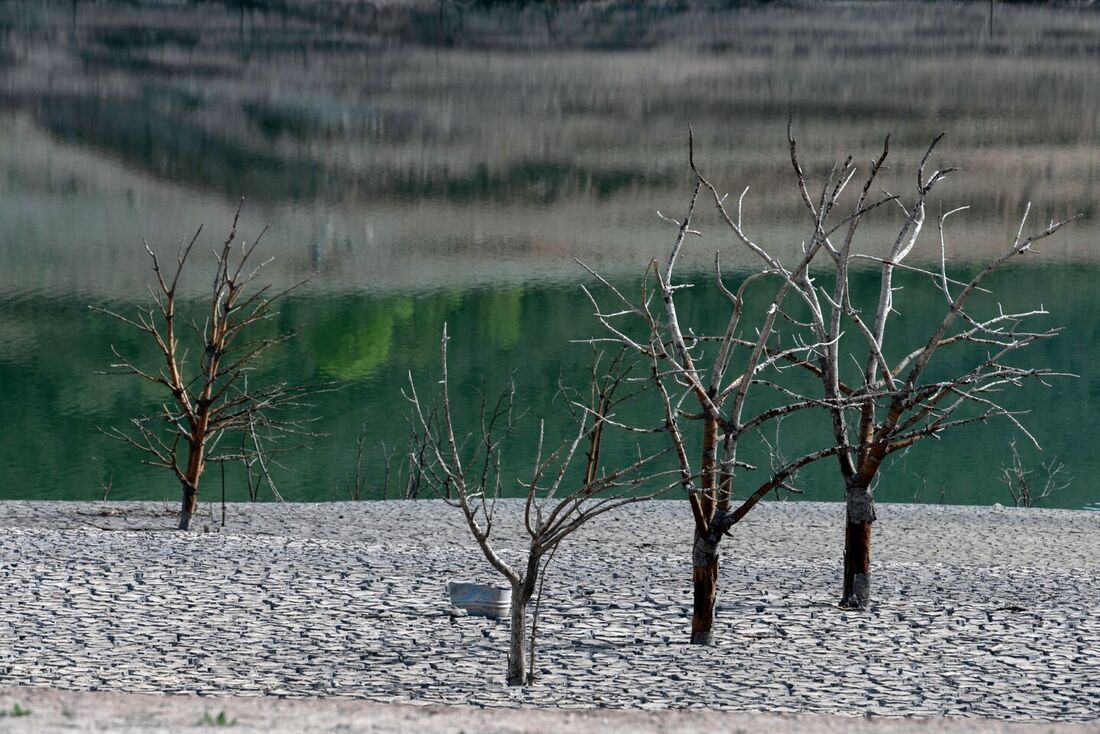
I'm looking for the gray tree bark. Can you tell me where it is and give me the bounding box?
[506,555,540,686]
[841,482,875,609]
[506,580,528,687]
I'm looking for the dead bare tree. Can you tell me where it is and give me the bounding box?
[92,202,314,530]
[92,456,114,501]
[379,440,398,500]
[581,132,864,644]
[1000,438,1071,508]
[776,129,1076,608]
[405,328,671,685]
[238,376,294,504]
[337,423,369,500]
[399,420,432,499]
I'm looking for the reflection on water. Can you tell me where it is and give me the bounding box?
[2,267,1098,509]
[0,1,1097,506]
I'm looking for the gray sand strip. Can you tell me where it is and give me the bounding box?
[1,687,1099,734]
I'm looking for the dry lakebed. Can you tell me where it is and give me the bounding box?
[0,499,1098,732]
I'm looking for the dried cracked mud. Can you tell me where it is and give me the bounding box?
[1,500,1098,732]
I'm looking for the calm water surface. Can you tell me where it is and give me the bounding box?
[0,1,1098,507]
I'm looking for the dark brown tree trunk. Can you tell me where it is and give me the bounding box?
[840,482,875,608]
[178,482,198,531]
[690,530,720,645]
[178,441,206,531]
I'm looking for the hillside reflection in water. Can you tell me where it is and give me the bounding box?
[0,1,1097,506]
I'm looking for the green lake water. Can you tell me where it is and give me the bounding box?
[0,0,1098,508]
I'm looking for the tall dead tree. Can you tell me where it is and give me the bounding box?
[93,202,313,530]
[999,439,1071,508]
[776,130,1075,608]
[406,329,671,685]
[582,133,860,644]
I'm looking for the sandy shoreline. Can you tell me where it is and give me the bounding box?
[2,686,1099,734]
[1,500,1098,732]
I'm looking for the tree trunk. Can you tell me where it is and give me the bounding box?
[178,442,206,531]
[690,530,720,645]
[840,483,875,609]
[178,482,198,531]
[506,580,528,686]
